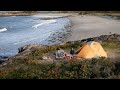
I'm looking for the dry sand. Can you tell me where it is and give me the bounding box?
[67,15,120,41]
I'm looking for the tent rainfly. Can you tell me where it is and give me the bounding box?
[76,41,107,59]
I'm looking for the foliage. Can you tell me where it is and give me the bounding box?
[0,58,120,79]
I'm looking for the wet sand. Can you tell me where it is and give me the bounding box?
[67,15,120,41]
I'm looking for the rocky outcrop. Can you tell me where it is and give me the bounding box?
[2,44,48,62]
[18,44,47,54]
[80,34,120,43]
[18,44,48,53]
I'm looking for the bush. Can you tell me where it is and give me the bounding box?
[58,58,115,79]
[1,58,120,79]
[113,61,120,76]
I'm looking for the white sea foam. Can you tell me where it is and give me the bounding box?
[32,14,63,18]
[0,15,70,57]
[0,28,7,32]
[32,20,56,29]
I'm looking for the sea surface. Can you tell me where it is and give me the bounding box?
[0,14,71,57]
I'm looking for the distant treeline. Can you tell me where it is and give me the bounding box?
[36,11,120,16]
[0,11,39,16]
[0,11,120,16]
[1,11,120,14]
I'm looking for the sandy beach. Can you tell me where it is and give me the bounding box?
[67,14,120,41]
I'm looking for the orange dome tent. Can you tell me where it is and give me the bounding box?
[76,41,107,59]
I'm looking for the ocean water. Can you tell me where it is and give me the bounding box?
[0,14,71,57]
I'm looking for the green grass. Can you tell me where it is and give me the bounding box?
[116,51,120,54]
[25,41,82,61]
[58,41,82,50]
[102,41,120,49]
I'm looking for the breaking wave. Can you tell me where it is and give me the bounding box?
[32,20,56,29]
[0,28,7,32]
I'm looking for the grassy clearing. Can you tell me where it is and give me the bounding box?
[0,40,120,79]
[25,41,82,61]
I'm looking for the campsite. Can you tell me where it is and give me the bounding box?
[0,11,120,79]
[0,34,120,79]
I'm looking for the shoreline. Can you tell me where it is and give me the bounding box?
[1,13,120,60]
[41,17,72,46]
[0,14,71,59]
